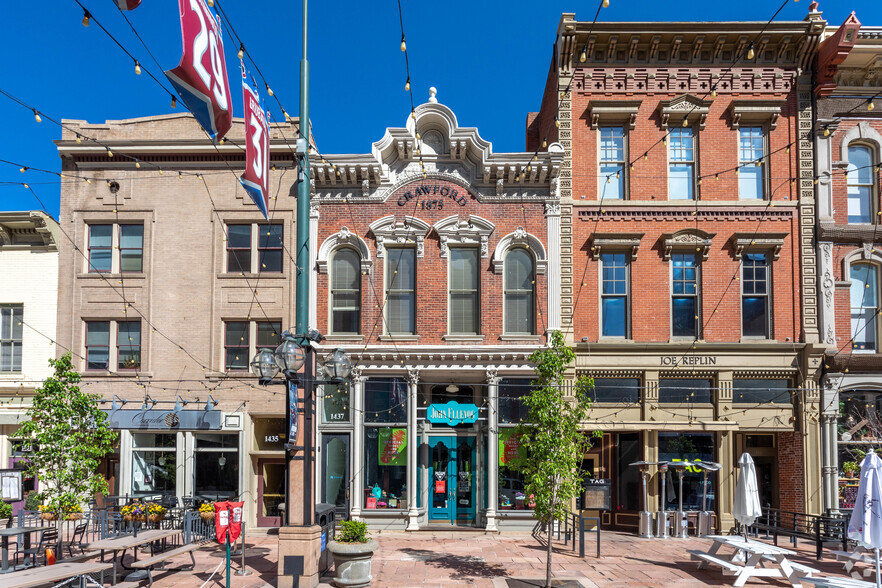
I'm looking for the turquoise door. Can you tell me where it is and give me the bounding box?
[428,436,476,524]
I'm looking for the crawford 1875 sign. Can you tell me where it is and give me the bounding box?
[427,402,479,426]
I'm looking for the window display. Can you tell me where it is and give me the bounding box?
[658,432,714,511]
[364,378,407,423]
[364,427,407,509]
[658,379,712,404]
[132,433,176,496]
[498,428,530,510]
[194,434,239,500]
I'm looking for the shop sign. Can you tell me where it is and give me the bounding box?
[499,428,523,466]
[397,184,470,207]
[378,428,407,466]
[659,356,717,366]
[427,402,479,426]
[105,409,222,430]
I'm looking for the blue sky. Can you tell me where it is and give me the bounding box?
[0,0,874,218]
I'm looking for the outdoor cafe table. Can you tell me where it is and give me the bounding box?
[84,528,182,586]
[0,561,113,588]
[0,526,44,572]
[690,534,818,587]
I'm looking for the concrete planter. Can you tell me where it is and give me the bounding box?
[326,539,379,588]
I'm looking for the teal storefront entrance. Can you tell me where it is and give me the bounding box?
[428,436,476,525]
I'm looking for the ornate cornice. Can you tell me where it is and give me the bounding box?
[731,232,788,261]
[575,68,796,97]
[578,207,795,222]
[433,215,495,258]
[658,94,714,130]
[660,228,716,261]
[368,215,431,258]
[589,232,644,261]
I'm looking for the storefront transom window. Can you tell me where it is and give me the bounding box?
[132,433,176,497]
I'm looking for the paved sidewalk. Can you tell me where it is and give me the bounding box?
[136,530,858,588]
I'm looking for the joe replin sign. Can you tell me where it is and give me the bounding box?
[427,401,479,426]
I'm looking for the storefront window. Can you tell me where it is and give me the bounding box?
[364,378,407,423]
[659,378,713,404]
[591,378,640,404]
[253,417,285,451]
[498,427,529,510]
[838,390,882,509]
[132,433,176,497]
[733,379,791,404]
[194,434,239,500]
[658,433,714,511]
[322,383,350,423]
[499,379,532,424]
[364,427,407,509]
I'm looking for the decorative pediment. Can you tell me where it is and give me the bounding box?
[587,100,642,130]
[659,229,716,261]
[729,100,785,130]
[368,216,431,258]
[589,233,644,261]
[731,232,787,261]
[657,94,713,129]
[491,227,547,274]
[317,226,373,274]
[433,215,495,258]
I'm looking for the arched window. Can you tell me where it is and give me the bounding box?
[847,145,876,223]
[331,248,361,334]
[504,248,535,335]
[851,263,880,352]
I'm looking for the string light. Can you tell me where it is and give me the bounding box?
[870,101,876,111]
[602,0,610,6]
[400,34,406,52]
[542,137,547,148]
[33,110,41,123]
[134,61,141,75]
[237,44,244,60]
[106,149,113,158]
[711,88,717,99]
[135,161,140,169]
[405,77,410,92]
[580,46,587,63]
[266,84,273,97]
[747,44,755,60]
[824,127,830,137]
[75,135,82,144]
[19,167,26,173]
[171,96,177,109]
[82,10,90,27]
[554,116,560,128]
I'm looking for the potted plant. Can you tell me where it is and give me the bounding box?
[60,493,83,521]
[327,520,379,588]
[121,502,147,523]
[842,461,860,478]
[199,502,215,522]
[147,503,166,524]
[0,501,13,526]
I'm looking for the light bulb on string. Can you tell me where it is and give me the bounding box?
[542,137,547,148]
[237,44,244,60]
[178,171,183,180]
[134,61,141,75]
[554,116,560,128]
[107,149,113,158]
[19,167,26,173]
[33,110,41,123]
[400,35,406,52]
[405,77,410,92]
[870,101,876,111]
[82,10,90,27]
[643,152,648,161]
[602,0,610,6]
[75,135,82,144]
[135,161,141,169]
[823,126,830,137]
[266,85,273,97]
[747,45,755,60]
[580,46,587,62]
[171,96,177,109]
[682,118,688,127]
[711,88,717,99]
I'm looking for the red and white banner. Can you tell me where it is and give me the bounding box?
[164,0,232,143]
[214,501,229,543]
[228,501,244,543]
[240,67,270,219]
[114,0,142,9]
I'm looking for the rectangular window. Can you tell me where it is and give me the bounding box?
[118,225,144,273]
[658,433,715,511]
[386,248,416,334]
[672,254,699,338]
[590,378,640,403]
[227,225,252,273]
[194,434,240,500]
[256,321,281,350]
[599,127,625,199]
[669,127,695,200]
[0,306,23,373]
[364,378,408,423]
[742,253,770,338]
[733,379,791,404]
[116,321,141,370]
[659,378,713,404]
[449,248,479,334]
[851,264,879,352]
[131,433,176,497]
[88,224,113,272]
[601,253,629,337]
[258,225,284,272]
[364,426,407,509]
[498,378,532,424]
[85,321,110,370]
[224,321,249,371]
[738,127,766,200]
[322,383,351,424]
[848,146,875,223]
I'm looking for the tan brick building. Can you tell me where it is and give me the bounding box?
[532,12,828,532]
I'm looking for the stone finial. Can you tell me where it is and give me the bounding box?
[428,87,438,103]
[809,1,819,11]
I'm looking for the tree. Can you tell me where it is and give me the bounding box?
[516,331,596,588]
[15,353,117,517]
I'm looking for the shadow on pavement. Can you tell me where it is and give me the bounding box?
[399,547,510,580]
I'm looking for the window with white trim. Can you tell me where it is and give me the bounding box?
[738,127,766,200]
[847,145,876,223]
[669,127,696,200]
[0,305,23,373]
[599,127,626,199]
[386,248,416,335]
[331,248,361,334]
[851,263,880,352]
[449,248,479,335]
[88,223,143,273]
[504,248,535,335]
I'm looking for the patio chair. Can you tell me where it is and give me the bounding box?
[66,522,88,558]
[15,527,59,568]
[181,496,197,509]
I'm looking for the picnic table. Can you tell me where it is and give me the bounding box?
[801,577,879,588]
[0,526,44,572]
[833,548,878,580]
[0,561,112,588]
[84,528,182,586]
[689,534,819,587]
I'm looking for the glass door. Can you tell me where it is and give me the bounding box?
[257,459,285,527]
[322,434,350,519]
[428,436,476,525]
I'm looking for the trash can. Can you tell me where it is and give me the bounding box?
[315,503,336,573]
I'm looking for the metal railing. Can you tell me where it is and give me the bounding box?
[746,507,848,560]
[542,512,601,558]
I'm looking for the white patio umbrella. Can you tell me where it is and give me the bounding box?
[733,452,762,541]
[847,452,882,588]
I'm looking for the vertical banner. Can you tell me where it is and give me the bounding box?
[228,501,244,542]
[239,67,270,220]
[287,380,298,444]
[114,0,142,9]
[378,428,407,466]
[164,0,232,143]
[214,501,230,543]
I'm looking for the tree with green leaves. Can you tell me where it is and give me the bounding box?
[516,331,596,588]
[15,353,117,518]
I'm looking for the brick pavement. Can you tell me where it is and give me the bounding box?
[134,530,862,588]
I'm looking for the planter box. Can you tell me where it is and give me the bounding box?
[327,539,378,588]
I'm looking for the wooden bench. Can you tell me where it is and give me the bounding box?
[0,561,112,588]
[688,549,743,575]
[129,541,209,587]
[801,577,879,588]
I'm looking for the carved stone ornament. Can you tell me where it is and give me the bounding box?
[729,100,785,130]
[657,94,713,130]
[545,202,561,216]
[485,368,500,384]
[491,227,548,274]
[433,215,495,258]
[362,179,370,198]
[731,232,787,261]
[0,226,9,246]
[863,242,875,259]
[660,229,716,261]
[316,226,373,274]
[368,215,431,258]
[406,367,420,386]
[588,99,642,130]
[349,365,364,382]
[590,233,644,261]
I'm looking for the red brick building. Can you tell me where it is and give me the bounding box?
[312,90,563,531]
[813,13,882,513]
[532,13,827,531]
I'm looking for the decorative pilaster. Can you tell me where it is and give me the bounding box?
[545,203,562,332]
[717,372,733,422]
[349,366,365,521]
[485,368,500,532]
[798,74,820,343]
[814,122,837,220]
[406,367,420,530]
[558,80,574,342]
[643,372,659,422]
[819,242,836,346]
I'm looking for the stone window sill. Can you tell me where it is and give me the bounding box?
[378,335,420,342]
[442,335,485,342]
[499,335,542,342]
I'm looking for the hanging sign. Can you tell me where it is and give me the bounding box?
[239,64,270,220]
[499,428,523,466]
[165,0,233,143]
[434,479,445,494]
[427,402,479,426]
[228,501,244,542]
[214,501,230,543]
[378,428,407,466]
[287,380,298,444]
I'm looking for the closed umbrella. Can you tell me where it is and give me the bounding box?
[847,452,882,588]
[733,453,762,541]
